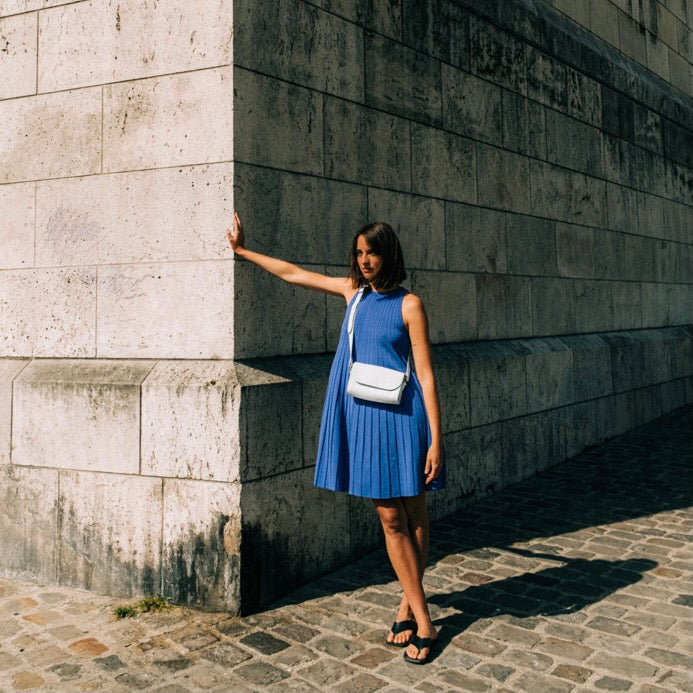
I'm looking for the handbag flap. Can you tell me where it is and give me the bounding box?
[350,362,406,391]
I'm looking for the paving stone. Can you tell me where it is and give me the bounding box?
[11,671,45,690]
[68,638,109,657]
[350,647,396,669]
[475,662,515,682]
[643,647,692,668]
[271,622,318,643]
[200,642,252,667]
[93,654,126,671]
[234,661,289,686]
[586,615,642,636]
[552,663,592,682]
[313,634,363,658]
[0,652,22,670]
[333,672,387,693]
[501,648,554,671]
[510,671,575,693]
[295,660,357,688]
[595,675,633,691]
[239,630,290,655]
[114,671,159,690]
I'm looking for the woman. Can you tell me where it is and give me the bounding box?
[226,213,445,664]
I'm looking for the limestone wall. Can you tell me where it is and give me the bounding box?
[1,0,692,613]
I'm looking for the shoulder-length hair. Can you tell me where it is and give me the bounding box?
[348,222,407,292]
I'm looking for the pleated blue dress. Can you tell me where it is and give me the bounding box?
[314,286,446,499]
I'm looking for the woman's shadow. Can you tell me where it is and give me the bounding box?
[427,547,657,659]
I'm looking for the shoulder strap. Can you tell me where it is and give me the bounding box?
[347,287,366,370]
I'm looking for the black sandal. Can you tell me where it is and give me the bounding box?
[403,634,436,664]
[385,619,417,648]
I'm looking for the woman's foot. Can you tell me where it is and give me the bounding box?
[403,627,438,664]
[386,605,416,646]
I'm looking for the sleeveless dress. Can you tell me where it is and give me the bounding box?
[314,286,446,499]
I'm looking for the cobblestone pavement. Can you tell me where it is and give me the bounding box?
[1,406,691,693]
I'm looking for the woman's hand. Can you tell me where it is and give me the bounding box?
[424,441,443,485]
[226,212,245,253]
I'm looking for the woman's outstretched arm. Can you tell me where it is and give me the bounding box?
[402,293,443,485]
[227,212,353,299]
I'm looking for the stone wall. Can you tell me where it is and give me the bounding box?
[1,0,692,613]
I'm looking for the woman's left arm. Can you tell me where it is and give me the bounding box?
[402,293,443,485]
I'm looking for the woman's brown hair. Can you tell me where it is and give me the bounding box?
[348,222,407,291]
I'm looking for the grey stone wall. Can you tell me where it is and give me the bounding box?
[0,0,692,613]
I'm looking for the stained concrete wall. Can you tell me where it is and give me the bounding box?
[1,0,692,613]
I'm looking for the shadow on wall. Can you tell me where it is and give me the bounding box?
[268,406,692,620]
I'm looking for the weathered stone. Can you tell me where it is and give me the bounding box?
[470,15,526,93]
[546,108,602,176]
[574,281,614,333]
[0,182,34,270]
[97,261,234,359]
[403,0,469,66]
[142,361,240,482]
[13,360,152,473]
[505,215,556,276]
[443,64,502,144]
[36,164,233,267]
[477,144,532,213]
[530,277,576,335]
[0,88,101,184]
[0,12,36,100]
[556,223,595,278]
[446,203,507,274]
[58,471,162,596]
[38,0,232,92]
[235,0,363,100]
[522,338,574,412]
[502,89,546,157]
[325,97,410,191]
[366,33,441,124]
[411,123,476,203]
[475,275,532,340]
[68,638,108,657]
[162,479,241,612]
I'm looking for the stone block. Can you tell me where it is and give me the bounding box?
[602,333,646,392]
[669,49,692,98]
[141,362,241,482]
[605,182,639,234]
[324,97,410,191]
[641,282,689,328]
[38,0,232,92]
[0,360,28,464]
[323,0,402,39]
[0,12,36,99]
[569,173,606,227]
[501,89,546,158]
[569,400,598,457]
[366,33,442,125]
[529,159,571,222]
[445,202,507,274]
[588,0,619,46]
[593,228,626,280]
[36,164,233,267]
[368,188,445,270]
[0,88,101,184]
[97,261,234,359]
[0,182,34,269]
[646,32,671,82]
[235,0,363,101]
[633,103,662,154]
[297,356,333,467]
[521,338,575,412]
[574,280,614,332]
[475,274,532,340]
[236,365,303,482]
[623,234,657,281]
[526,45,567,110]
[411,124,476,203]
[505,214,556,276]
[233,261,327,358]
[477,144,532,213]
[618,10,647,64]
[470,15,526,93]
[0,268,96,357]
[240,467,350,612]
[410,271,477,343]
[546,109,602,176]
[235,164,366,267]
[162,479,241,612]
[556,223,594,278]
[530,277,576,336]
[58,471,162,597]
[465,341,527,426]
[442,64,502,144]
[0,464,58,580]
[13,359,153,473]
[663,200,693,244]
[439,422,502,506]
[561,334,613,401]
[433,344,470,434]
[2,0,77,15]
[501,411,553,483]
[637,191,665,239]
[611,281,642,330]
[325,277,349,352]
[403,0,469,66]
[567,68,602,128]
[103,67,232,172]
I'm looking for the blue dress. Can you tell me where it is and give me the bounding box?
[314,286,446,499]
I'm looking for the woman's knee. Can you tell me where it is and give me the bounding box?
[373,501,408,536]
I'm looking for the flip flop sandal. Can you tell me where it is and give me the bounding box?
[403,634,436,665]
[385,619,417,648]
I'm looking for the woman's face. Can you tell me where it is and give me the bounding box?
[355,234,382,282]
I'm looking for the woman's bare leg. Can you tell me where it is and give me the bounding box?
[374,495,437,659]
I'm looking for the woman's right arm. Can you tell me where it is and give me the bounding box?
[227,212,353,299]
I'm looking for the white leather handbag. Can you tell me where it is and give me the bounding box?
[345,287,411,405]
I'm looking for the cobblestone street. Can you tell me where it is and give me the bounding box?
[1,405,691,693]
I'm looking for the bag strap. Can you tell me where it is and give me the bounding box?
[347,286,411,381]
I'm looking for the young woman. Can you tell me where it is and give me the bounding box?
[226,213,445,664]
